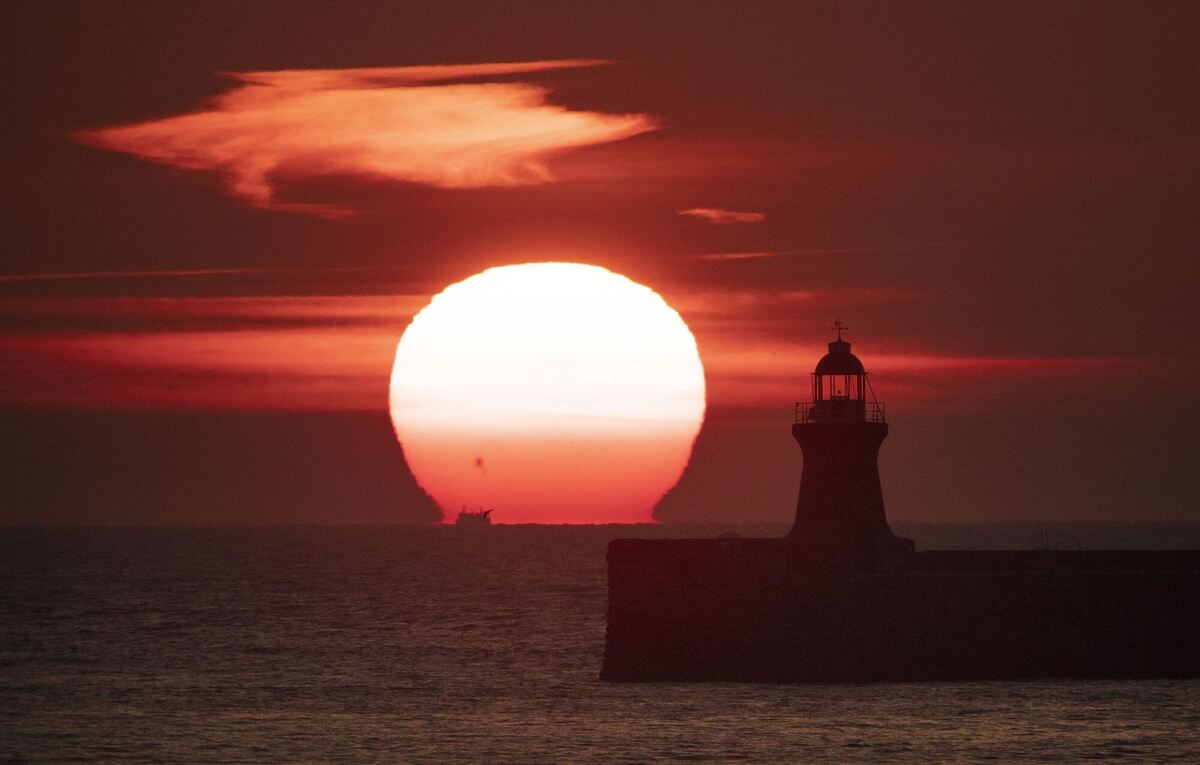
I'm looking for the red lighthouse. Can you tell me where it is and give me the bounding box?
[788,322,913,566]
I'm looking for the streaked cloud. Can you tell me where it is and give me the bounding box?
[696,244,968,260]
[678,208,767,224]
[697,339,1154,409]
[0,295,410,410]
[0,284,1170,413]
[75,60,658,216]
[696,251,779,261]
[0,268,261,283]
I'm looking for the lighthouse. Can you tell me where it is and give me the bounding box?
[788,322,913,566]
[604,321,1200,683]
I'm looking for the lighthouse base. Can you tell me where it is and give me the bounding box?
[602,540,1200,682]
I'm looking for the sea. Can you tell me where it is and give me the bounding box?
[3,523,1199,763]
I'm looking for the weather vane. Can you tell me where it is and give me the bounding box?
[832,319,846,340]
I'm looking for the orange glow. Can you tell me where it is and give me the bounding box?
[75,61,657,216]
[388,263,706,524]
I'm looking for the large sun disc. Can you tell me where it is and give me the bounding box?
[389,262,706,523]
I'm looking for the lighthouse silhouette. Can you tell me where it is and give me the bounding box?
[603,321,1200,683]
[787,322,914,566]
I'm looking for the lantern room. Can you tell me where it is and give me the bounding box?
[798,322,885,424]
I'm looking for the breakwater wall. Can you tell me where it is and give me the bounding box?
[602,539,1200,682]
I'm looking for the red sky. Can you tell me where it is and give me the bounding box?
[2,1,1198,525]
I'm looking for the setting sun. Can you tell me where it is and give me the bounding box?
[389,262,706,523]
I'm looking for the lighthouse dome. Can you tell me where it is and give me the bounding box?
[814,339,866,375]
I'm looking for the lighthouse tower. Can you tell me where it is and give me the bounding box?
[788,322,913,566]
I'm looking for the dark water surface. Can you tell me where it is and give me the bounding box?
[3,524,1199,762]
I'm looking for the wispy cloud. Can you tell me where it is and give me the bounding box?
[696,251,779,261]
[0,295,411,410]
[74,60,658,216]
[678,208,767,224]
[0,269,264,283]
[695,339,1155,409]
[0,288,1170,412]
[695,244,969,261]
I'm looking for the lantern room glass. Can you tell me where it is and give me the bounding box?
[814,373,865,402]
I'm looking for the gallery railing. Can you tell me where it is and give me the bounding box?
[795,400,886,424]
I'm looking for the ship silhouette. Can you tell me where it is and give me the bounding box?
[455,507,493,528]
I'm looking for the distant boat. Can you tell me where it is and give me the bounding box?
[455,507,493,528]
